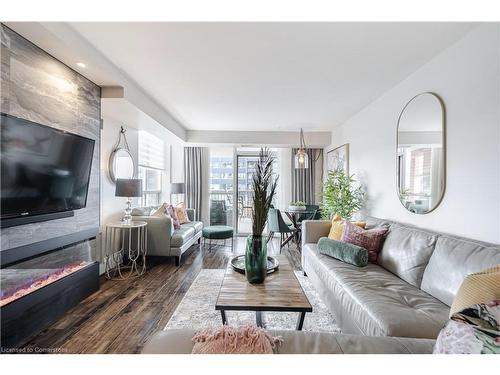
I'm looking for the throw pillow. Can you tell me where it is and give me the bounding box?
[150,203,168,218]
[192,325,282,354]
[175,203,190,224]
[341,221,388,263]
[433,300,500,354]
[166,204,181,230]
[327,214,366,240]
[318,237,369,267]
[449,265,500,317]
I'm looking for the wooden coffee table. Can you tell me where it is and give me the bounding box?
[215,255,312,330]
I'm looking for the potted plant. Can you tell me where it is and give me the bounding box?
[246,148,278,284]
[321,168,364,220]
[288,200,306,211]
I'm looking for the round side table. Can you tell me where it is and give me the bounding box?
[104,221,147,280]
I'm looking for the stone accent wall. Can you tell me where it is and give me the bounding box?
[0,24,101,251]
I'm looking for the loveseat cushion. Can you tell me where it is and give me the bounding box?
[131,206,156,216]
[303,244,449,338]
[378,224,438,288]
[171,227,195,248]
[421,234,500,306]
[181,221,203,234]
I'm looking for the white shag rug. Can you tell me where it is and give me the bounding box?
[165,269,340,333]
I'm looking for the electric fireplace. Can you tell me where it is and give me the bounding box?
[0,238,99,348]
[1,241,94,307]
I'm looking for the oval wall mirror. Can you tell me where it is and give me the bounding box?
[109,148,135,183]
[397,92,445,214]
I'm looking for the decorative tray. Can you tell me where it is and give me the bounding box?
[230,255,279,275]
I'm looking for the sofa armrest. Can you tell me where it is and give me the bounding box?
[132,215,174,256]
[186,208,195,221]
[301,220,331,247]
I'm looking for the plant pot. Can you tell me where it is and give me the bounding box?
[245,235,267,284]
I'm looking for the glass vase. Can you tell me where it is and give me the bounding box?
[245,235,267,284]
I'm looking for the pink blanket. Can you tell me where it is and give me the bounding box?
[191,325,282,354]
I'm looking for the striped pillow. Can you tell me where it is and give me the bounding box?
[341,221,388,263]
[450,265,500,317]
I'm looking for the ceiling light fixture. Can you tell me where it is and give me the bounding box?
[294,128,309,169]
[76,62,86,68]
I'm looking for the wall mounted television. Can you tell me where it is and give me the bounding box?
[1,113,95,226]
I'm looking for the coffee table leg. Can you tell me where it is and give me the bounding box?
[296,312,306,330]
[256,311,264,328]
[220,310,227,325]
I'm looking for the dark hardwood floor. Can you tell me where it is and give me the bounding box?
[21,237,303,354]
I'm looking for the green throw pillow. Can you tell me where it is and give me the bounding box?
[317,237,368,267]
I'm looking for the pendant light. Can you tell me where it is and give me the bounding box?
[294,128,309,169]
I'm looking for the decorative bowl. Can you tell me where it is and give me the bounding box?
[230,255,279,275]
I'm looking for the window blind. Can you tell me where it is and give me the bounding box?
[138,131,164,170]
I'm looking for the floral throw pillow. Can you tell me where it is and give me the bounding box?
[433,300,500,354]
[341,221,388,263]
[166,204,181,230]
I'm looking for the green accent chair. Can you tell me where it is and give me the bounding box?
[202,225,234,252]
[267,208,296,253]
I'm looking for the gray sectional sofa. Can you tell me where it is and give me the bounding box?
[140,215,499,354]
[301,216,500,339]
[131,206,203,266]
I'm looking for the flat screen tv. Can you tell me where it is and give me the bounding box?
[1,113,95,221]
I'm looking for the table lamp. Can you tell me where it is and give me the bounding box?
[115,178,143,224]
[170,182,185,205]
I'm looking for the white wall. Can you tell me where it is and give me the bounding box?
[100,118,139,228]
[325,24,500,244]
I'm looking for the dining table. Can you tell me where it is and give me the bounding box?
[281,208,319,248]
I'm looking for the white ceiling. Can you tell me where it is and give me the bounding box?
[7,22,477,133]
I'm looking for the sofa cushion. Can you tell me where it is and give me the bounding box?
[421,234,500,306]
[181,221,203,234]
[131,206,156,216]
[141,329,436,354]
[378,224,438,288]
[302,243,449,338]
[170,227,195,248]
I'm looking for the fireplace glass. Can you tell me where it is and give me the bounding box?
[0,240,95,307]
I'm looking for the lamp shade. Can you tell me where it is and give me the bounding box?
[171,182,185,194]
[294,149,309,169]
[115,178,143,197]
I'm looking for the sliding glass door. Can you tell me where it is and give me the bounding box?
[236,154,258,235]
[235,151,279,235]
[209,147,280,236]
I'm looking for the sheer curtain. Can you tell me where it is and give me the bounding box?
[184,147,209,221]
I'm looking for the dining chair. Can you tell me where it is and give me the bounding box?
[266,208,296,253]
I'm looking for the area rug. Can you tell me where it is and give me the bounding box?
[164,269,340,333]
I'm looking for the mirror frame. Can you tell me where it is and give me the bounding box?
[108,147,136,183]
[396,92,446,214]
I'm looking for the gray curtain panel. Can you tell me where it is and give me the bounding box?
[184,147,204,221]
[291,148,321,204]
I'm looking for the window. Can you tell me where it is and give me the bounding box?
[138,131,164,206]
